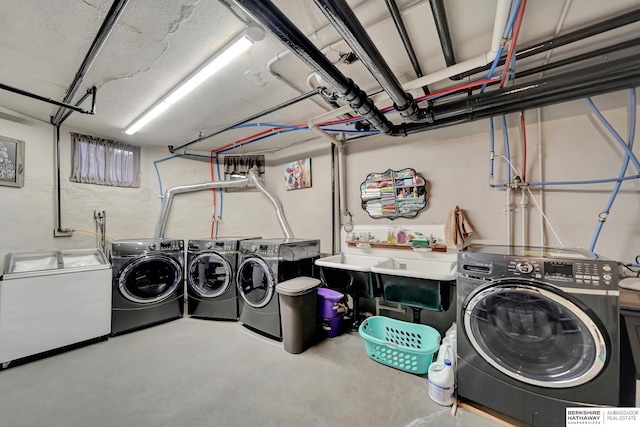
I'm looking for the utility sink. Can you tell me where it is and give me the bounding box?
[315,254,390,298]
[371,256,457,316]
[370,256,457,282]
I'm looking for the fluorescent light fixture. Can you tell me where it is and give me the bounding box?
[124,34,254,136]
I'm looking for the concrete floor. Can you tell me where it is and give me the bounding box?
[0,318,503,427]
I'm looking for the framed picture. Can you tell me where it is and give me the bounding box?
[0,135,25,188]
[284,158,311,190]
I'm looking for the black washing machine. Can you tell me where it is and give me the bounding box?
[236,238,320,340]
[457,244,632,427]
[186,237,259,320]
[111,238,184,335]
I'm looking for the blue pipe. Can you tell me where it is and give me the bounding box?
[586,97,640,174]
[588,88,636,252]
[154,154,184,204]
[493,174,640,188]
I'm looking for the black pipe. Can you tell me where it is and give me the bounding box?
[515,38,640,80]
[389,53,640,136]
[233,0,395,134]
[169,88,323,153]
[314,0,429,123]
[51,0,129,125]
[55,125,63,232]
[60,86,97,125]
[384,0,429,95]
[0,82,94,115]
[450,8,640,80]
[429,0,456,67]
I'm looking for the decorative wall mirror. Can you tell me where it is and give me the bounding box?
[360,168,427,219]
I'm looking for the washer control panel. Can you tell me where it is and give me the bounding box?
[504,256,617,290]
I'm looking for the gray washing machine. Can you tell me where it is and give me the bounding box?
[111,238,184,335]
[186,237,259,320]
[236,238,320,340]
[457,244,632,427]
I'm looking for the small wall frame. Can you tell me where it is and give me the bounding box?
[360,168,427,219]
[0,135,25,188]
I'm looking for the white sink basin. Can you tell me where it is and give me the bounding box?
[315,254,390,272]
[371,257,457,282]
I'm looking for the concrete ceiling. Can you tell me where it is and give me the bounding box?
[1,0,639,155]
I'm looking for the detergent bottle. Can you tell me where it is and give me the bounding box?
[428,358,456,406]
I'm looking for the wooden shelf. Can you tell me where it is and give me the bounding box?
[346,241,447,252]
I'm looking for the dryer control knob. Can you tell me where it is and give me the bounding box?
[516,262,534,274]
[250,244,258,252]
[205,242,212,249]
[148,243,158,250]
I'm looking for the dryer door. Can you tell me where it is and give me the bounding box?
[118,255,182,304]
[236,256,275,308]
[462,280,607,388]
[188,252,232,299]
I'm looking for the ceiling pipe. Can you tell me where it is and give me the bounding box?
[402,0,511,91]
[154,167,292,239]
[514,38,640,80]
[450,7,640,80]
[51,0,129,125]
[168,88,322,153]
[429,0,456,67]
[234,0,396,135]
[397,54,640,135]
[314,0,430,123]
[384,0,430,95]
[0,83,95,116]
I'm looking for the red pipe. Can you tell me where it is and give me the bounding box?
[500,0,527,89]
[520,111,527,183]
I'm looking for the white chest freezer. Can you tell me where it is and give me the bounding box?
[0,248,111,367]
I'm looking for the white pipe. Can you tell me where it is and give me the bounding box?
[403,0,511,91]
[519,187,528,245]
[537,107,545,246]
[307,116,347,218]
[154,167,293,239]
[154,177,251,238]
[535,0,572,247]
[505,187,513,245]
[246,167,293,238]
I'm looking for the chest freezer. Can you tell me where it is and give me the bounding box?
[0,248,112,367]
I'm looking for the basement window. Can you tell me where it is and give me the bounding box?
[70,133,140,188]
[223,155,265,192]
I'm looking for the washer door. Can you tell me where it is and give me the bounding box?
[188,252,232,299]
[118,255,182,304]
[236,256,274,308]
[462,280,607,388]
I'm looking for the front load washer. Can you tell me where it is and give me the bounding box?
[236,238,320,340]
[186,237,260,320]
[111,238,184,336]
[457,244,631,427]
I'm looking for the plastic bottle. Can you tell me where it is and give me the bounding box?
[428,359,455,406]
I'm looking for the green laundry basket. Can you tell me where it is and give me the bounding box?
[358,316,440,374]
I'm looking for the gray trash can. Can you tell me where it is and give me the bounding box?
[276,276,321,354]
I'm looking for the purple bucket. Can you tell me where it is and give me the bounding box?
[322,314,344,338]
[317,288,344,319]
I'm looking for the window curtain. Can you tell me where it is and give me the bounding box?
[223,155,265,176]
[70,133,140,187]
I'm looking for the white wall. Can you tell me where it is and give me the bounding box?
[1,90,639,266]
[339,95,640,264]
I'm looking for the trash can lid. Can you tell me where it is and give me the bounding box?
[317,287,344,300]
[276,276,321,296]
